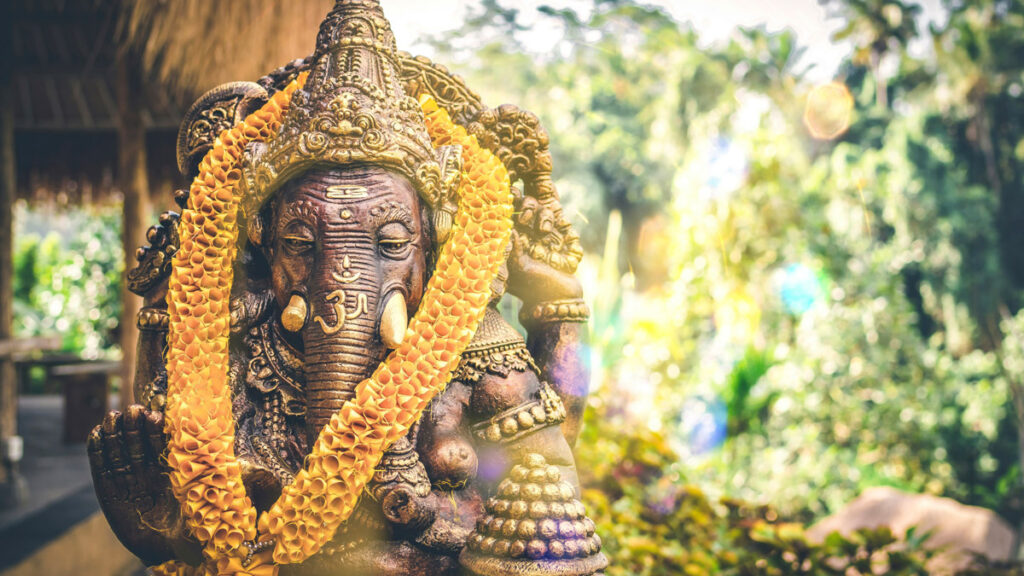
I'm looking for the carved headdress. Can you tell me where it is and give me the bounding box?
[240,0,451,237]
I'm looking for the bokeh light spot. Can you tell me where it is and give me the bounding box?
[701,137,750,200]
[803,82,854,140]
[676,396,728,456]
[777,263,826,315]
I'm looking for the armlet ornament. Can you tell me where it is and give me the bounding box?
[519,298,590,327]
[472,382,568,444]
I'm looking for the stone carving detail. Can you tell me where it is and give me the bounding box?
[470,106,584,274]
[175,81,269,176]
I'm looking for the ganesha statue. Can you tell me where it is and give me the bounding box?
[88,2,604,575]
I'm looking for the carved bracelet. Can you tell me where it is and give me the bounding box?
[472,382,567,444]
[519,298,589,326]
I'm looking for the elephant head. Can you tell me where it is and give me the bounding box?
[256,165,430,442]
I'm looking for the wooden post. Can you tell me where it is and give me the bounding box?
[0,12,17,483]
[116,51,150,409]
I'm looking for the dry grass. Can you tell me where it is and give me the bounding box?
[120,0,331,94]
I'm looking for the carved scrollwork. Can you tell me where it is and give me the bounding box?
[127,211,181,297]
[468,106,583,274]
[175,81,269,177]
[395,53,583,275]
[397,52,484,127]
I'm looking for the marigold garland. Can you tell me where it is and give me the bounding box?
[162,74,306,576]
[158,86,512,576]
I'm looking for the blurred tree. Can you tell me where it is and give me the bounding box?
[821,0,923,109]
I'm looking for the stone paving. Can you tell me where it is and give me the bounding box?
[0,395,146,575]
[0,395,92,532]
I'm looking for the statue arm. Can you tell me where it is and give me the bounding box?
[469,368,580,488]
[524,320,589,447]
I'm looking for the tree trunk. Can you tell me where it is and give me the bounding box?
[116,52,150,409]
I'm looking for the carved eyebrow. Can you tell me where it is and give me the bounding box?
[369,202,414,233]
[277,200,319,237]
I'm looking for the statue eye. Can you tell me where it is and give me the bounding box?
[378,222,413,259]
[282,234,314,254]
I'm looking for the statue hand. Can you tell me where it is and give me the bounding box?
[507,195,582,305]
[88,405,196,566]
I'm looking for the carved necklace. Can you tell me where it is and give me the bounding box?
[156,75,513,575]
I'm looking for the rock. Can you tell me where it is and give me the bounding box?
[807,486,1015,575]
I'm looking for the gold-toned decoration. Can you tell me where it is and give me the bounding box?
[472,383,567,444]
[520,298,590,326]
[469,106,583,274]
[461,453,606,576]
[451,307,536,384]
[239,0,448,223]
[398,53,484,127]
[453,345,535,386]
[137,307,170,331]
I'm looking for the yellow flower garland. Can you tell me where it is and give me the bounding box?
[158,82,512,576]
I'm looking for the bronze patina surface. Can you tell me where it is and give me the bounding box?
[88,2,604,574]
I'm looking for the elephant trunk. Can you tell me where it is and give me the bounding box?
[303,242,383,444]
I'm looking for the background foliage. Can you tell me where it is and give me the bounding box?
[428,0,1024,564]
[13,204,124,381]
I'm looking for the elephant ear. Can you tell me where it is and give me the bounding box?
[176,82,270,179]
[432,144,463,246]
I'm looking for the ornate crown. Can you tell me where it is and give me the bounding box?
[239,0,448,230]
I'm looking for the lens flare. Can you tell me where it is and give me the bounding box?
[676,396,728,456]
[803,82,854,140]
[777,263,826,315]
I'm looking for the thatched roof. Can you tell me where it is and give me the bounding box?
[9,0,185,205]
[8,0,357,206]
[121,0,332,95]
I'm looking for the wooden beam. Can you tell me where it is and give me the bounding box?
[43,76,63,126]
[116,51,149,409]
[0,337,62,359]
[16,78,32,127]
[1,6,18,482]
[70,77,92,128]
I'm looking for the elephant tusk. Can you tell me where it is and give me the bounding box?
[380,291,408,349]
[281,293,308,332]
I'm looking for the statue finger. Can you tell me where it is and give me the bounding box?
[88,426,120,502]
[87,425,106,477]
[516,196,539,228]
[144,408,167,460]
[122,405,150,490]
[100,411,130,491]
[536,206,555,235]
